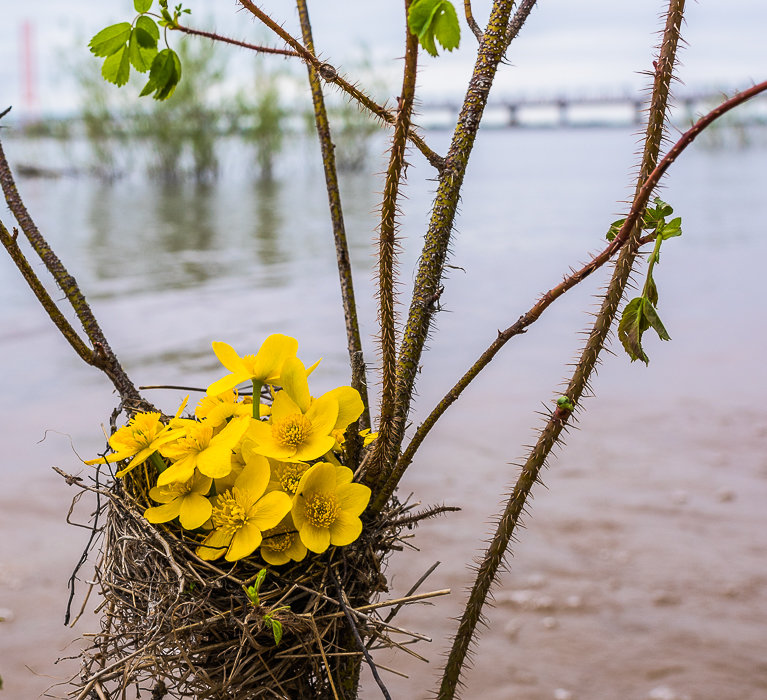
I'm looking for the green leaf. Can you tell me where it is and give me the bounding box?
[134,0,153,12]
[660,216,682,240]
[101,46,131,87]
[432,0,460,52]
[140,48,182,100]
[89,22,132,57]
[136,16,160,45]
[645,275,658,307]
[129,28,157,72]
[618,296,671,364]
[606,217,625,242]
[642,297,671,341]
[618,296,650,364]
[408,0,460,56]
[270,618,283,645]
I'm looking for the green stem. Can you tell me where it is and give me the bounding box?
[149,451,167,474]
[252,380,262,419]
[642,235,664,296]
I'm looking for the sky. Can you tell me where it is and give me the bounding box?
[1,1,766,119]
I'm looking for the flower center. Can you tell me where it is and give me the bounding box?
[277,463,309,495]
[272,414,312,449]
[212,491,248,535]
[305,493,340,528]
[179,423,214,453]
[129,413,162,447]
[264,530,294,552]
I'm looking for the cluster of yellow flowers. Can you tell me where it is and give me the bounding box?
[86,335,372,565]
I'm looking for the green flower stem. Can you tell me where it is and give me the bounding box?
[436,3,686,696]
[296,0,371,438]
[642,234,664,296]
[149,452,167,474]
[252,380,262,419]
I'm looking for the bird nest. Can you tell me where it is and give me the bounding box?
[56,337,453,698]
[61,450,448,700]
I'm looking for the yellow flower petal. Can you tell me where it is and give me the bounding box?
[178,493,213,530]
[211,341,244,373]
[270,391,301,422]
[297,462,337,496]
[205,374,244,397]
[280,357,311,413]
[300,522,331,553]
[325,386,364,431]
[251,491,292,531]
[234,455,270,497]
[196,444,236,479]
[329,510,362,547]
[336,482,371,517]
[197,529,232,560]
[144,500,182,524]
[305,394,338,438]
[226,522,263,561]
[261,545,290,566]
[156,454,196,486]
[292,434,335,463]
[251,334,299,384]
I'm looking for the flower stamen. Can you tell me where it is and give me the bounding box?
[272,414,312,449]
[305,493,340,528]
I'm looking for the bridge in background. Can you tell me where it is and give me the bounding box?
[419,89,767,128]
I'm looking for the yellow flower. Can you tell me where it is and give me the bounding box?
[266,458,310,498]
[245,393,337,463]
[206,335,299,396]
[84,397,188,478]
[245,358,363,463]
[292,463,371,553]
[195,389,251,428]
[157,415,250,486]
[197,455,292,562]
[213,445,247,495]
[260,514,307,566]
[144,471,213,530]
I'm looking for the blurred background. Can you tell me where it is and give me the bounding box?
[1,2,766,699]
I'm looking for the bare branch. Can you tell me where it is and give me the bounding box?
[296,0,371,439]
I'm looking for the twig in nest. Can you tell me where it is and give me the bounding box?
[330,567,392,700]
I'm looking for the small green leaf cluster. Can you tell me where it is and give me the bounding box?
[243,570,286,646]
[616,198,683,364]
[89,0,187,100]
[408,0,461,57]
[605,197,681,243]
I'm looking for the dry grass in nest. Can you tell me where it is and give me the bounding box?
[56,459,453,700]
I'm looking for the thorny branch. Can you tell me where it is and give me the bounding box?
[392,76,767,484]
[437,2,687,696]
[0,121,148,410]
[236,0,445,170]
